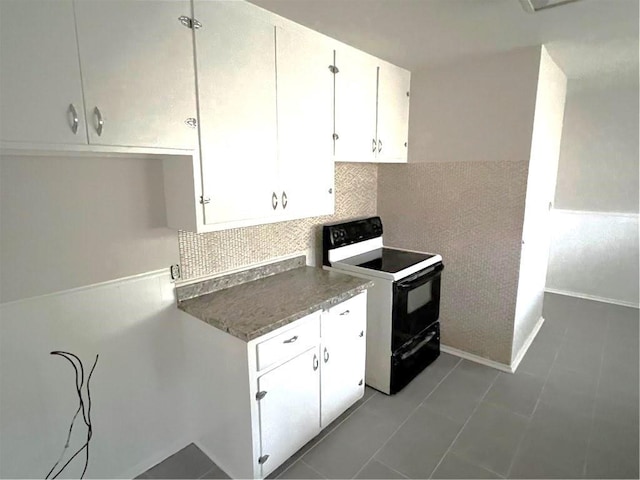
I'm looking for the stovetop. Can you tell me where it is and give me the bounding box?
[350,248,437,274]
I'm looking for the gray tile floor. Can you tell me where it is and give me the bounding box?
[138,294,639,479]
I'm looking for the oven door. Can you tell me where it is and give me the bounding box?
[392,262,443,351]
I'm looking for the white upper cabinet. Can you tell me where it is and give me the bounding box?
[74,0,197,150]
[376,61,411,162]
[276,26,335,219]
[334,47,378,163]
[193,1,279,225]
[334,46,410,163]
[0,0,87,145]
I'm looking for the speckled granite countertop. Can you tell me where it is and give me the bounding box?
[177,266,372,342]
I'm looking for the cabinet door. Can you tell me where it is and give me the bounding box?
[194,1,278,225]
[0,0,87,145]
[276,27,334,219]
[258,347,320,477]
[376,62,411,163]
[320,293,367,428]
[74,0,197,150]
[334,47,378,163]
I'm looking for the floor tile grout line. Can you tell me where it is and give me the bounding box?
[581,315,610,478]
[505,303,569,478]
[299,458,328,479]
[427,369,503,479]
[277,391,376,479]
[350,357,463,479]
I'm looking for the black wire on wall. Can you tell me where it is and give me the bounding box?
[46,351,98,480]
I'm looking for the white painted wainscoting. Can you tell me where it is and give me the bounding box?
[0,270,195,479]
[546,209,639,308]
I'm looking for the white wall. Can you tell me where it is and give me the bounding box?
[0,154,179,303]
[0,271,195,479]
[546,78,640,306]
[547,210,639,307]
[0,153,197,478]
[407,46,541,164]
[513,47,567,362]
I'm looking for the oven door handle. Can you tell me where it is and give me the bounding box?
[397,263,444,289]
[399,332,436,360]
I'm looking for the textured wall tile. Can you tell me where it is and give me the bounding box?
[378,161,528,365]
[178,163,377,280]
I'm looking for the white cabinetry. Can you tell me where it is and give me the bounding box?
[187,291,367,479]
[74,0,197,150]
[276,26,335,219]
[320,293,367,428]
[257,347,321,475]
[376,61,411,162]
[193,0,278,225]
[334,46,410,163]
[0,0,87,145]
[0,0,197,151]
[188,1,335,228]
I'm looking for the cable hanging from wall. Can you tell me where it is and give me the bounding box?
[45,351,98,480]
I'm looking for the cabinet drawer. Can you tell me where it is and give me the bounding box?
[256,313,320,371]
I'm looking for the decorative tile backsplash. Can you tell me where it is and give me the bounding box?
[178,163,377,281]
[378,161,528,365]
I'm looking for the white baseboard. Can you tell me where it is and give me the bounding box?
[511,316,545,373]
[440,345,513,373]
[545,288,639,309]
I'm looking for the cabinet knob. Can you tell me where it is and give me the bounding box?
[378,139,382,153]
[282,191,288,210]
[313,354,319,371]
[283,335,298,344]
[323,347,330,363]
[359,330,364,337]
[258,455,269,465]
[184,117,197,128]
[372,138,377,153]
[328,188,333,194]
[339,309,350,316]
[404,142,408,147]
[333,133,339,141]
[358,379,363,386]
[271,192,278,210]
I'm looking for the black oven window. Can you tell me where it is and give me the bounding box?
[407,281,433,314]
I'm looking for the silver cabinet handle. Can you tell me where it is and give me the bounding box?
[359,330,364,337]
[378,139,382,153]
[313,354,319,371]
[68,103,79,134]
[271,192,278,210]
[283,335,298,344]
[323,347,329,363]
[94,106,103,136]
[372,138,377,152]
[282,191,288,209]
[358,379,363,386]
[339,309,350,316]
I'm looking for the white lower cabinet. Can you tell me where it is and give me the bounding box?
[189,291,367,479]
[257,347,321,476]
[320,293,367,428]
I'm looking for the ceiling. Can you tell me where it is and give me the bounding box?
[250,0,639,83]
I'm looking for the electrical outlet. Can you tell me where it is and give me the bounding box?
[170,264,181,281]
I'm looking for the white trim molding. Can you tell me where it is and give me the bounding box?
[511,316,545,372]
[551,208,639,218]
[545,288,640,309]
[440,345,513,373]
